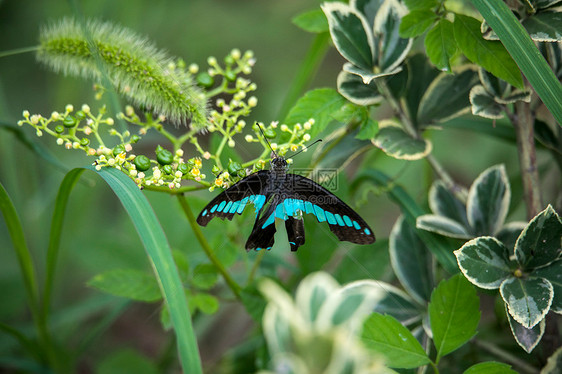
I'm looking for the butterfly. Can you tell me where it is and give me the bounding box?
[196,152,375,252]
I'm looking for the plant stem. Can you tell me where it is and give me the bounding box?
[509,101,542,219]
[473,339,537,374]
[176,194,242,300]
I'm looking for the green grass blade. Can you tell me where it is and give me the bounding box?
[471,0,562,127]
[351,169,458,274]
[87,166,202,373]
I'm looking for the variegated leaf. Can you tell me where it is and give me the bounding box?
[522,11,562,42]
[373,0,413,72]
[343,62,402,85]
[541,346,562,374]
[322,2,375,71]
[466,164,510,236]
[470,85,505,119]
[337,68,383,106]
[534,259,562,313]
[500,276,553,328]
[515,205,562,269]
[352,0,385,26]
[390,216,433,304]
[295,272,340,325]
[416,214,472,239]
[506,304,545,353]
[455,237,512,289]
[429,180,468,225]
[372,119,432,160]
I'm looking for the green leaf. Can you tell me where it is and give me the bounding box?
[374,0,413,72]
[542,346,562,374]
[417,215,472,239]
[466,164,510,236]
[522,11,562,42]
[97,349,159,374]
[337,69,382,106]
[404,0,438,11]
[90,167,202,373]
[534,259,562,313]
[240,284,267,322]
[88,269,162,302]
[428,181,469,226]
[400,10,437,38]
[321,2,374,71]
[191,293,219,315]
[172,250,190,283]
[417,66,479,125]
[506,305,545,353]
[425,19,457,72]
[361,313,431,368]
[343,62,402,85]
[470,0,562,126]
[284,88,347,137]
[355,118,379,140]
[191,263,219,290]
[500,276,553,328]
[469,85,505,119]
[292,9,329,33]
[390,216,433,303]
[454,237,512,289]
[453,14,523,88]
[515,205,562,269]
[463,361,518,374]
[372,120,432,160]
[429,274,480,360]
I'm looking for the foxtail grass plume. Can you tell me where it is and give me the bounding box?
[37,17,208,128]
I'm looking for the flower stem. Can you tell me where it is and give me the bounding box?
[176,194,242,300]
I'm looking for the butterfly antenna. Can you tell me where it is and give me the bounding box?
[256,123,278,158]
[288,139,322,158]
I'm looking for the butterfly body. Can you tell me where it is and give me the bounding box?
[197,156,375,251]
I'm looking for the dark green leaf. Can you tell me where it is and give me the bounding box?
[454,237,512,289]
[535,119,562,154]
[372,120,432,160]
[469,85,505,119]
[292,9,329,33]
[429,274,480,360]
[191,264,219,290]
[417,66,479,125]
[429,181,469,227]
[284,88,347,137]
[374,0,413,72]
[453,14,523,88]
[463,361,518,374]
[337,69,382,106]
[322,2,374,70]
[466,165,510,236]
[425,19,457,72]
[506,304,545,353]
[370,282,422,324]
[541,345,562,373]
[343,62,401,85]
[355,118,379,140]
[390,216,433,303]
[534,259,562,313]
[500,276,553,328]
[522,11,562,42]
[88,269,162,302]
[533,0,562,10]
[417,215,472,239]
[399,10,437,38]
[515,205,562,269]
[361,313,430,368]
[353,0,385,25]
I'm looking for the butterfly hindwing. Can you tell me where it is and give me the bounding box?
[281,174,375,245]
[245,194,279,251]
[197,171,270,226]
[285,216,305,251]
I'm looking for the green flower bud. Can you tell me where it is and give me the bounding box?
[227,160,242,175]
[237,169,247,178]
[113,144,126,156]
[264,128,276,139]
[80,138,90,146]
[156,145,173,165]
[75,110,86,120]
[130,134,141,144]
[224,55,235,65]
[196,72,214,88]
[63,116,77,128]
[178,163,189,174]
[162,164,173,175]
[133,155,151,171]
[55,125,65,134]
[225,70,236,82]
[211,165,221,175]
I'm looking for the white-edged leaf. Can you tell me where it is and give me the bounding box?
[372,119,432,160]
[361,313,431,369]
[373,0,413,72]
[417,214,472,239]
[500,276,553,328]
[534,259,562,314]
[337,68,383,106]
[506,304,545,353]
[322,2,375,71]
[428,180,469,226]
[522,11,562,42]
[343,62,402,84]
[515,205,562,269]
[470,85,505,119]
[454,237,512,289]
[541,346,562,374]
[466,164,510,236]
[390,216,433,303]
[295,272,340,325]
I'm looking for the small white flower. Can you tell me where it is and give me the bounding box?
[23,110,30,118]
[281,124,289,132]
[207,56,217,66]
[248,96,258,107]
[303,134,311,142]
[270,143,278,150]
[51,111,60,120]
[203,151,211,160]
[72,141,80,149]
[65,104,74,112]
[175,171,183,178]
[56,138,64,145]
[228,139,235,147]
[231,48,241,59]
[176,149,184,157]
[188,63,199,74]
[106,118,114,125]
[138,172,145,179]
[245,135,254,142]
[81,104,90,114]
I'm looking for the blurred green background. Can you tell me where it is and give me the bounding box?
[0,0,544,372]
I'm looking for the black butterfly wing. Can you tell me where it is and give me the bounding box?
[285,217,305,251]
[245,194,280,251]
[283,174,375,245]
[197,171,270,226]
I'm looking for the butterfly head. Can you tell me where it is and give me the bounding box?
[270,156,288,173]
